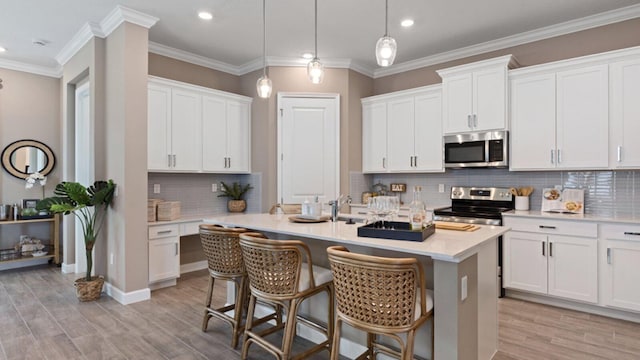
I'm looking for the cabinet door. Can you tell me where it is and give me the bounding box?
[171,89,202,171]
[148,83,172,170]
[610,59,640,168]
[225,100,251,173]
[386,97,414,172]
[547,235,598,303]
[414,91,443,172]
[503,231,547,294]
[556,65,609,169]
[149,237,180,283]
[602,230,640,312]
[473,67,507,131]
[362,102,388,172]
[442,73,473,134]
[202,95,227,171]
[510,73,557,170]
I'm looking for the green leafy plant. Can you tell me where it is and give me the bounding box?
[37,180,117,281]
[217,181,253,200]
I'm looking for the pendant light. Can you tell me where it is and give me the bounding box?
[307,0,324,84]
[375,0,397,67]
[256,0,272,98]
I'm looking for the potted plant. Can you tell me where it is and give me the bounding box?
[218,181,252,212]
[37,180,117,301]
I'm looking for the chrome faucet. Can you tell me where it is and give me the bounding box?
[329,194,352,222]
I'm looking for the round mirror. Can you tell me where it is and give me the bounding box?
[1,140,56,179]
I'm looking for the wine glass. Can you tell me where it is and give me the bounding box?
[388,196,400,226]
[366,197,380,225]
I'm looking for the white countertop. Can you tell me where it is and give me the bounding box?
[503,210,640,225]
[203,213,508,263]
[148,214,210,226]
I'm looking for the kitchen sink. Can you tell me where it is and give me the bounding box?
[336,216,365,224]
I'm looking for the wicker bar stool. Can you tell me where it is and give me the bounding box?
[199,225,278,348]
[326,246,434,360]
[239,233,334,360]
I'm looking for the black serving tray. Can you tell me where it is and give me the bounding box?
[357,221,435,242]
[20,214,54,220]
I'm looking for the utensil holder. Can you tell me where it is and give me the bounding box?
[515,196,530,211]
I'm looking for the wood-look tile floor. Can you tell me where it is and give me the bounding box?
[1,265,640,360]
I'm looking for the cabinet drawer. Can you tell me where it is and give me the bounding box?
[601,223,640,241]
[504,217,597,238]
[149,224,180,239]
[180,221,203,236]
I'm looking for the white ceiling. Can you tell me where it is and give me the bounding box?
[1,0,640,77]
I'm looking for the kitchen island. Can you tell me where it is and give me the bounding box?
[205,213,509,360]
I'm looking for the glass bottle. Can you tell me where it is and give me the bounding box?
[409,186,426,230]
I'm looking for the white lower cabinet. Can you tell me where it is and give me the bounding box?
[601,224,640,312]
[503,217,598,303]
[148,224,180,283]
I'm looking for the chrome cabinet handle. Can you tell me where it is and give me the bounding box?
[168,154,171,167]
[624,232,640,236]
[618,146,622,163]
[382,157,386,169]
[550,150,555,164]
[607,248,611,264]
[467,115,471,128]
[557,149,562,164]
[172,154,176,167]
[473,114,478,128]
[542,242,545,256]
[175,243,178,256]
[549,242,553,257]
[539,225,557,229]
[414,156,418,167]
[157,230,172,234]
[228,157,231,168]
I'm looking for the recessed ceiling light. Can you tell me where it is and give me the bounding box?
[301,53,314,59]
[198,11,213,20]
[0,46,6,53]
[401,19,414,27]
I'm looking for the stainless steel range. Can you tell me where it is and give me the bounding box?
[433,186,515,297]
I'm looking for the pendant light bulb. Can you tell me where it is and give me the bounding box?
[307,0,324,84]
[375,0,397,67]
[256,0,272,98]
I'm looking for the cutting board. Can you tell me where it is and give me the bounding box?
[434,221,480,232]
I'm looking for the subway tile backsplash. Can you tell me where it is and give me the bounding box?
[352,169,640,217]
[147,173,262,216]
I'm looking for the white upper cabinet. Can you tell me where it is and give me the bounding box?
[610,57,640,168]
[438,55,514,134]
[362,85,443,173]
[510,64,609,170]
[148,76,252,173]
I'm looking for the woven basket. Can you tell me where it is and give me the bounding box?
[227,200,246,213]
[74,276,104,302]
[158,201,181,220]
[147,199,162,222]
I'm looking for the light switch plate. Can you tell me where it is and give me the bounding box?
[153,184,161,194]
[438,184,445,193]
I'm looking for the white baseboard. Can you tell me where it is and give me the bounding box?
[180,260,208,274]
[105,281,151,305]
[149,278,177,290]
[61,262,75,274]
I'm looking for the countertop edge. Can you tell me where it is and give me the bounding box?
[503,210,640,224]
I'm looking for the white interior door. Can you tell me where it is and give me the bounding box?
[75,81,94,275]
[278,94,339,206]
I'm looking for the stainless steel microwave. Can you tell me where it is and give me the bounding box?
[444,131,508,168]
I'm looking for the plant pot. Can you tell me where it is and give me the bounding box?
[74,275,104,301]
[228,200,247,213]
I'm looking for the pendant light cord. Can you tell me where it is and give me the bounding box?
[384,0,389,36]
[262,0,267,76]
[314,0,318,58]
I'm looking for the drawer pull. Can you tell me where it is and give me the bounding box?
[357,211,367,215]
[607,248,611,264]
[539,225,556,229]
[624,232,640,236]
[397,214,409,218]
[157,230,173,234]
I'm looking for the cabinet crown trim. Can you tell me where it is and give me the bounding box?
[436,54,518,78]
[148,75,253,103]
[361,84,442,104]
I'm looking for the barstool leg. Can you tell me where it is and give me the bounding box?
[202,275,215,331]
[330,317,342,360]
[231,277,246,348]
[242,293,258,360]
[281,299,298,360]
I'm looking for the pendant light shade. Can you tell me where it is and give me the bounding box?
[256,0,272,98]
[376,0,397,67]
[307,0,324,84]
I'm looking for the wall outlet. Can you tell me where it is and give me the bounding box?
[461,275,468,301]
[153,184,161,194]
[211,183,217,192]
[438,184,445,193]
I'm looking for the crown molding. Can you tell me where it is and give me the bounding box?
[55,22,104,66]
[373,3,640,78]
[0,58,62,78]
[149,42,241,75]
[101,5,159,37]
